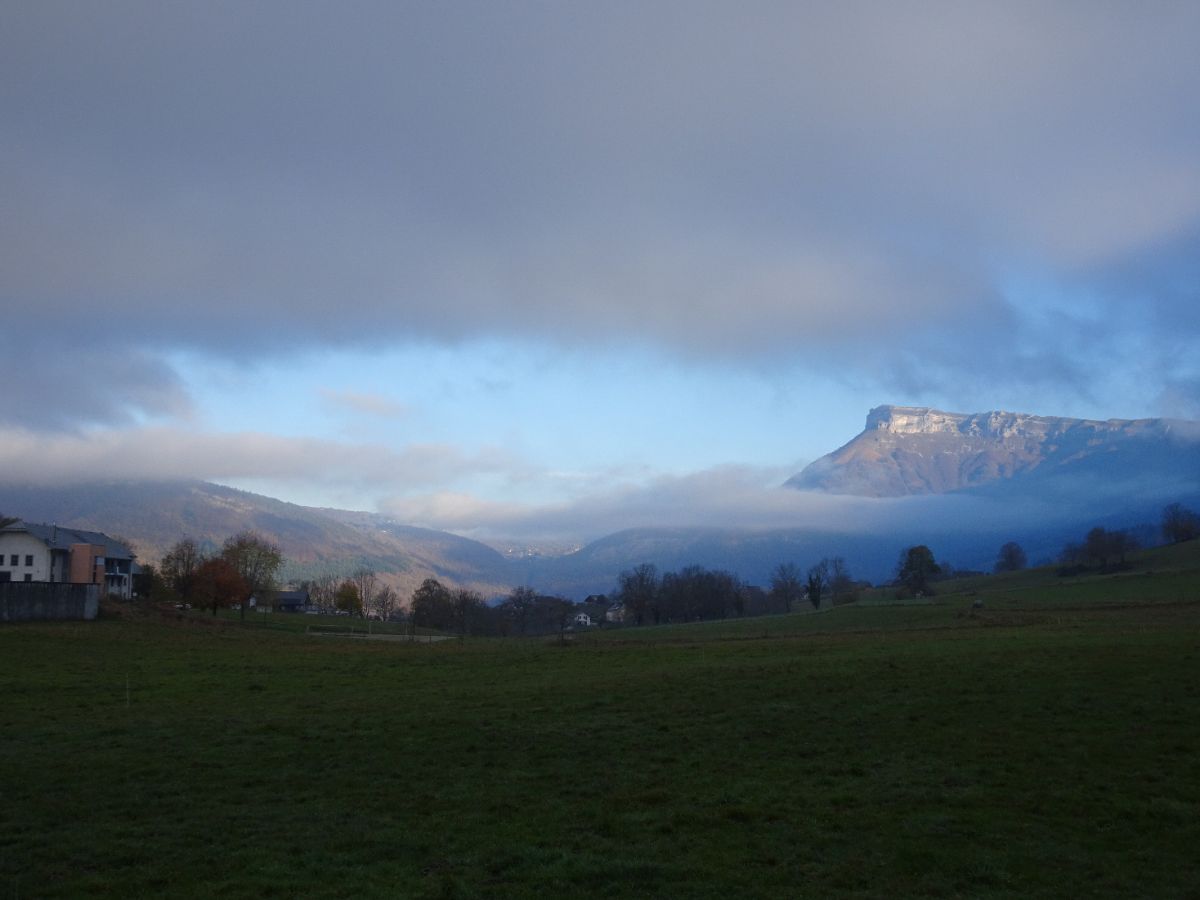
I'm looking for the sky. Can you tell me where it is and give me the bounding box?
[3,2,1199,545]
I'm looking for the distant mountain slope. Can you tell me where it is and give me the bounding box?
[315,508,515,585]
[787,405,1200,497]
[0,480,512,596]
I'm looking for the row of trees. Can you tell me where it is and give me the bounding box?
[158,532,283,618]
[304,568,401,624]
[410,578,491,635]
[768,557,856,612]
[609,558,859,627]
[615,563,745,626]
[151,499,1199,631]
[1060,526,1140,570]
[493,585,575,636]
[895,501,1200,594]
[405,580,580,638]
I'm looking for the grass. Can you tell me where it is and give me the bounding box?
[1,543,1199,897]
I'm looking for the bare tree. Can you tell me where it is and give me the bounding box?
[617,563,658,626]
[769,563,804,613]
[221,532,283,621]
[452,588,486,638]
[827,557,854,603]
[372,585,399,630]
[308,573,339,613]
[161,538,205,604]
[352,567,379,631]
[501,585,537,635]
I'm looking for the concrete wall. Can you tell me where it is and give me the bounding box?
[0,583,100,622]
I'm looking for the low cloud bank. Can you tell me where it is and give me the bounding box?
[3,424,1194,558]
[380,464,1185,548]
[0,426,517,493]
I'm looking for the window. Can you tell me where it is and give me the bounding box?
[8,555,16,566]
[0,572,9,582]
[23,574,32,582]
[24,554,33,566]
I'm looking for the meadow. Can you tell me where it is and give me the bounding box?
[2,543,1199,898]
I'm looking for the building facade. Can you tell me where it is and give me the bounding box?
[0,523,139,599]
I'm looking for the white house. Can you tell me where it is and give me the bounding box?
[0,522,139,599]
[605,604,625,623]
[573,612,593,627]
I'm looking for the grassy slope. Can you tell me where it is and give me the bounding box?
[2,544,1199,898]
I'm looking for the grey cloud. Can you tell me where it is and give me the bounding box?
[3,2,1199,411]
[0,343,191,430]
[0,425,519,489]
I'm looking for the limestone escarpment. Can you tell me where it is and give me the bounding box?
[787,405,1192,497]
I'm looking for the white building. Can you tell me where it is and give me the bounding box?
[0,523,139,599]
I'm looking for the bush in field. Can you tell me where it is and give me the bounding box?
[995,541,1027,573]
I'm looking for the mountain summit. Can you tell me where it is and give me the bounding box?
[786,405,1198,497]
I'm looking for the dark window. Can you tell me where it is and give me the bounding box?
[23,574,32,582]
[0,572,10,582]
[25,555,33,566]
[8,555,16,566]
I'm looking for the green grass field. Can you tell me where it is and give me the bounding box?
[3,544,1199,898]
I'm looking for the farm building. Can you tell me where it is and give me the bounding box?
[252,589,311,613]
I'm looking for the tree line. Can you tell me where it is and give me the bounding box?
[151,532,284,619]
[1053,503,1196,572]
[607,557,860,627]
[304,569,401,623]
[145,499,1198,631]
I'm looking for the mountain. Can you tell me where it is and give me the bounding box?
[3,405,1196,600]
[787,405,1200,498]
[0,480,512,598]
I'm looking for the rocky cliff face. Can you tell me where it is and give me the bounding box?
[788,405,1196,497]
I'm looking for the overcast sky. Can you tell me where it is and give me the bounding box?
[3,2,1198,542]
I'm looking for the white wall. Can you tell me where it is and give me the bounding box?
[0,533,53,583]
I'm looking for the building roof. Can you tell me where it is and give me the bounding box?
[1,522,136,560]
